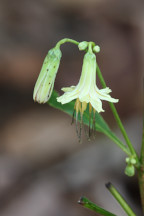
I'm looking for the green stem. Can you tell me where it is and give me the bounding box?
[102,129,131,156]
[138,79,144,212]
[78,196,117,216]
[106,183,136,216]
[88,42,93,53]
[140,78,144,165]
[140,120,144,164]
[56,38,79,48]
[138,168,144,213]
[96,65,139,163]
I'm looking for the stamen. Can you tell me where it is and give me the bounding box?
[89,111,91,138]
[77,102,87,142]
[72,100,96,142]
[75,111,79,139]
[82,102,87,113]
[88,103,93,138]
[75,98,81,113]
[79,113,83,143]
[89,103,92,113]
[83,125,90,141]
[71,109,75,125]
[92,109,96,139]
[74,99,80,139]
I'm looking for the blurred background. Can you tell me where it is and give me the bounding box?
[0,0,143,215]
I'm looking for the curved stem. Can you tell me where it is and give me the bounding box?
[96,65,139,165]
[56,38,79,48]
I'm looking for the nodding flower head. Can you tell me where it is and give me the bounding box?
[57,42,118,140]
[33,46,62,104]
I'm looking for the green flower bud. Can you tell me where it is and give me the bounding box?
[125,165,135,177]
[125,157,130,163]
[33,47,62,103]
[78,41,88,51]
[130,158,136,165]
[93,45,100,53]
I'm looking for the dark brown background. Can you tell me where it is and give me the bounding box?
[0,0,143,215]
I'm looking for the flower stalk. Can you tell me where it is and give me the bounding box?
[138,79,144,212]
[96,65,139,165]
[55,38,79,48]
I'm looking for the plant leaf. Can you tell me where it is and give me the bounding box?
[78,196,117,216]
[48,90,130,155]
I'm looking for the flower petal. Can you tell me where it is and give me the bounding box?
[61,86,76,92]
[99,87,112,94]
[57,91,78,104]
[94,86,119,103]
[57,47,119,114]
[90,97,104,113]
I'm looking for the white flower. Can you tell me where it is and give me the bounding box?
[57,50,118,113]
[57,45,118,140]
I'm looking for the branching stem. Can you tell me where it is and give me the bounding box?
[56,38,79,48]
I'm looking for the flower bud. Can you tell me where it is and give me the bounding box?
[93,45,100,53]
[78,41,88,51]
[130,158,136,165]
[125,165,135,177]
[125,157,130,163]
[33,47,62,103]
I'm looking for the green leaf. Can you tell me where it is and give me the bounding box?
[78,196,117,216]
[48,90,130,155]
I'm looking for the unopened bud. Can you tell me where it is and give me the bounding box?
[125,157,130,163]
[93,45,100,53]
[130,158,136,165]
[33,47,62,103]
[78,41,88,51]
[125,165,135,177]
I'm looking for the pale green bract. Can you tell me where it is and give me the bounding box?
[57,50,118,113]
[33,47,62,104]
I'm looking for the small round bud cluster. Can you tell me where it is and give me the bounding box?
[125,157,136,165]
[124,157,136,177]
[78,42,101,54]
